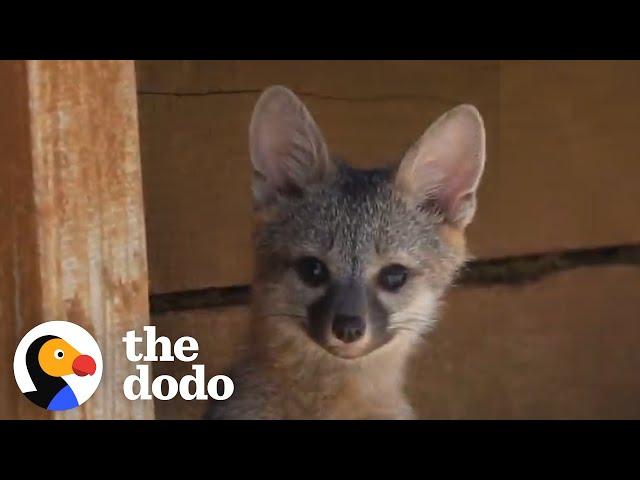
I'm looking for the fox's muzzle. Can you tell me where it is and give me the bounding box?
[307,278,390,358]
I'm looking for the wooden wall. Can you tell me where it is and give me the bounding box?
[136,61,640,419]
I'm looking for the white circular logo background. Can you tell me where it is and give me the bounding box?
[14,321,103,409]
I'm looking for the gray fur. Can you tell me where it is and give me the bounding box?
[257,160,450,277]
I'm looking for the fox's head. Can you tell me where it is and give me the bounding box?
[250,86,486,360]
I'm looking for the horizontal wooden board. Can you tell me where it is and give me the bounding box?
[137,61,499,292]
[152,266,640,419]
[492,60,640,257]
[136,61,640,293]
[136,60,498,100]
[408,265,640,419]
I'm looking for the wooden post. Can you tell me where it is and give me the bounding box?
[0,61,154,419]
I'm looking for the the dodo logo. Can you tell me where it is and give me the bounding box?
[14,321,103,411]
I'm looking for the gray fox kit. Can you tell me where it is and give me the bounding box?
[205,85,486,419]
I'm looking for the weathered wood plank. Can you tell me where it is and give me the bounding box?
[0,61,49,419]
[0,61,154,419]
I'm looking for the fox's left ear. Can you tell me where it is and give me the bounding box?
[249,85,334,209]
[395,104,486,229]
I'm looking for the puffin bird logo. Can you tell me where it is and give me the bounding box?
[14,321,103,412]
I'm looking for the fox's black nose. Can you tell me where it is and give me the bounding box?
[332,315,365,343]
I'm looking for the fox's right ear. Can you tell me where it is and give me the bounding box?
[249,86,335,208]
[395,104,486,229]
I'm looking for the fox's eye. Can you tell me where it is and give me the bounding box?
[378,264,409,292]
[54,349,64,360]
[294,256,329,287]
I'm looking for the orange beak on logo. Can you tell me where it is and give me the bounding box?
[72,354,96,376]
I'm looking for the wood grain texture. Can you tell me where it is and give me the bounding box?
[136,61,500,292]
[0,61,154,419]
[0,61,49,419]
